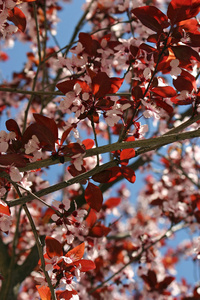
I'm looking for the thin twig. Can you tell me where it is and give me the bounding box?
[15,183,62,216]
[89,221,187,294]
[12,183,57,299]
[91,115,100,165]
[23,204,57,300]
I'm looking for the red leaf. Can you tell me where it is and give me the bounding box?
[85,182,103,212]
[171,45,200,62]
[60,127,73,145]
[107,166,122,183]
[67,164,86,177]
[103,197,121,209]
[179,19,199,33]
[120,165,136,183]
[92,72,111,98]
[18,0,36,2]
[56,79,90,94]
[79,32,100,56]
[170,96,193,105]
[132,85,143,102]
[167,0,200,24]
[155,99,173,115]
[61,143,85,156]
[42,207,55,224]
[8,7,26,32]
[158,276,175,290]
[132,6,169,32]
[109,77,124,93]
[33,114,58,143]
[90,224,111,237]
[56,290,78,300]
[6,119,22,140]
[82,139,94,150]
[92,169,113,183]
[74,259,96,271]
[151,86,177,98]
[0,203,10,216]
[185,32,200,47]
[120,148,136,163]
[0,153,27,167]
[56,79,78,94]
[141,270,157,289]
[22,123,56,151]
[173,70,196,92]
[65,242,85,261]
[36,286,51,300]
[45,236,63,258]
[197,199,200,211]
[85,208,97,227]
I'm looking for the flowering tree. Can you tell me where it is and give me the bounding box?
[0,0,200,299]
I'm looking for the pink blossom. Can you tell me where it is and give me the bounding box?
[9,166,23,182]
[170,59,181,77]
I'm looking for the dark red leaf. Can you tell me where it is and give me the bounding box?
[8,7,26,32]
[56,79,90,94]
[158,276,175,290]
[141,270,157,289]
[92,169,113,183]
[61,143,85,156]
[132,85,143,102]
[155,99,173,115]
[79,32,100,56]
[6,119,22,140]
[171,45,200,62]
[60,127,73,145]
[88,111,99,123]
[132,6,169,32]
[167,0,200,24]
[92,72,111,98]
[107,166,122,183]
[85,182,103,212]
[95,98,114,110]
[33,114,58,142]
[120,165,136,183]
[45,236,63,258]
[0,153,27,167]
[151,86,177,98]
[67,164,86,177]
[22,123,56,151]
[173,70,196,92]
[185,32,200,47]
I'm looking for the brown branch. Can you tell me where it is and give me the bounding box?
[8,125,200,208]
[9,160,119,207]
